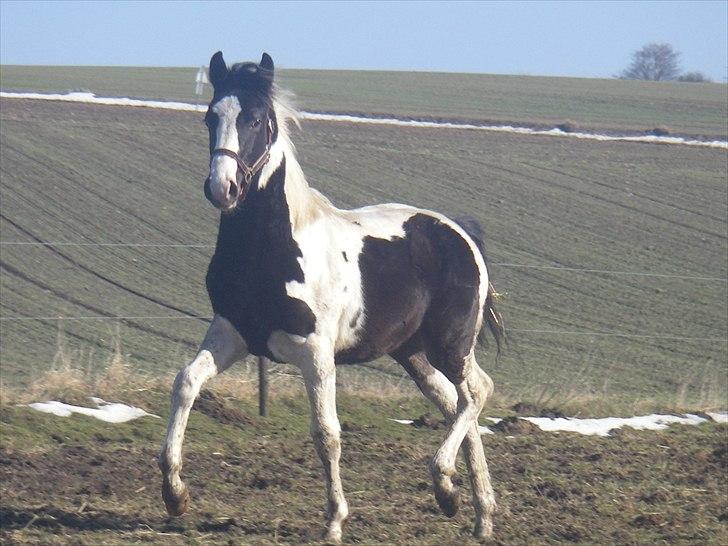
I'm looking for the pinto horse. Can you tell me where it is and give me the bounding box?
[159,51,505,542]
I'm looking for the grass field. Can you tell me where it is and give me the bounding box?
[1,97,726,413]
[1,65,727,138]
[0,67,727,545]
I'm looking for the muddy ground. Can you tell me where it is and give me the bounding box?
[1,392,726,545]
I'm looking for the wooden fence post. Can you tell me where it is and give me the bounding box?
[258,356,269,417]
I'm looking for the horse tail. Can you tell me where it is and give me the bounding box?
[482,281,506,357]
[453,216,506,356]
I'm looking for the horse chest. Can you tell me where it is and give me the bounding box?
[206,243,317,358]
[205,172,317,357]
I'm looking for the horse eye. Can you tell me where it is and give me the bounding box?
[252,119,261,128]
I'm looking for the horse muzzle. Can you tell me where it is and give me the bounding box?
[204,175,245,211]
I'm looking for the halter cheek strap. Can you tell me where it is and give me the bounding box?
[211,117,274,189]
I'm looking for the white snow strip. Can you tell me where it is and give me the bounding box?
[0,91,206,113]
[302,112,728,149]
[1,91,725,150]
[394,412,728,437]
[708,412,728,424]
[24,397,159,424]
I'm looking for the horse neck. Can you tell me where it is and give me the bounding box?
[258,136,331,230]
[216,139,327,247]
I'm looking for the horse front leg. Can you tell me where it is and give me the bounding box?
[301,351,348,543]
[159,315,247,516]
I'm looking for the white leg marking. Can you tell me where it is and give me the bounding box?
[159,315,247,515]
[401,352,496,537]
[303,359,349,544]
[423,352,495,537]
[273,331,348,544]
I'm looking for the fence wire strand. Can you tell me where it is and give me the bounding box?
[1,240,725,282]
[0,314,725,343]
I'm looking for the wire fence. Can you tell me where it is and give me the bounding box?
[1,237,727,344]
[2,240,726,282]
[1,315,726,343]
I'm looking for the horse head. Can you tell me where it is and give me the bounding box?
[203,51,278,211]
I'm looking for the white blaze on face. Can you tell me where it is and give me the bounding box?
[209,95,242,190]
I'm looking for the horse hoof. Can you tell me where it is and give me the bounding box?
[473,520,494,541]
[434,482,460,517]
[162,479,190,516]
[323,528,342,545]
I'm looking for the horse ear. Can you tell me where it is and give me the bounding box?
[259,52,274,80]
[209,51,228,88]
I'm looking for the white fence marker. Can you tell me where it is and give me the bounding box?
[195,66,209,96]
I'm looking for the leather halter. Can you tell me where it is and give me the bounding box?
[210,117,274,194]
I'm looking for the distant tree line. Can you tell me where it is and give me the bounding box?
[617,43,712,82]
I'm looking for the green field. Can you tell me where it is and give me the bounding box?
[1,67,727,546]
[1,96,726,412]
[1,65,726,138]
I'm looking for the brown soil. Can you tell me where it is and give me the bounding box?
[491,416,542,435]
[412,412,446,430]
[192,390,252,426]
[511,402,565,419]
[1,411,726,545]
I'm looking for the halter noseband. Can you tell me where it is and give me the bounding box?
[211,117,274,191]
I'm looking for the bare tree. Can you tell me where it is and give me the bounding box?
[618,43,681,81]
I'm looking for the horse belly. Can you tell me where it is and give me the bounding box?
[334,231,433,364]
[334,300,427,364]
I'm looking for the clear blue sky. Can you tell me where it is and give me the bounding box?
[1,1,726,80]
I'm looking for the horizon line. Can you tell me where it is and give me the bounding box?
[3,63,726,83]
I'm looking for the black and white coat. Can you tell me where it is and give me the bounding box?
[160,52,502,543]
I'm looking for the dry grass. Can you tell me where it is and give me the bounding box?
[507,351,727,417]
[2,328,724,417]
[0,328,423,408]
[555,120,578,133]
[1,325,161,406]
[651,125,672,136]
[672,358,727,412]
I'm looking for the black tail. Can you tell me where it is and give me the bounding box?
[454,216,506,356]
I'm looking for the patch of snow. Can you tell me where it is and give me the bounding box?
[707,412,728,424]
[389,418,414,425]
[1,91,725,150]
[518,413,709,437]
[395,413,727,437]
[24,397,159,424]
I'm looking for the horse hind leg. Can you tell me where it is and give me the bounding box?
[392,347,496,538]
[464,364,497,538]
[430,352,494,535]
